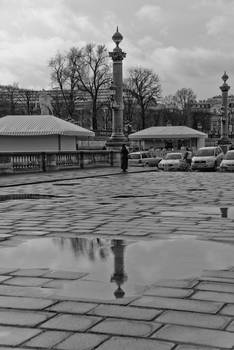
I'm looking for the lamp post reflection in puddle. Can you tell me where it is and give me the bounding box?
[220,207,228,218]
[110,239,128,298]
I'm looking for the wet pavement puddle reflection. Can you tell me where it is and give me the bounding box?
[2,237,234,300]
[161,206,234,219]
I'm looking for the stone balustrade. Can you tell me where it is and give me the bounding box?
[0,150,118,175]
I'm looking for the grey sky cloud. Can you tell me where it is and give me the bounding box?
[0,0,234,99]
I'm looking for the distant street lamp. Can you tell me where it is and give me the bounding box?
[218,72,232,148]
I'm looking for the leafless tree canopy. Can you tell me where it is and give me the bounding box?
[49,50,81,119]
[173,88,196,111]
[49,44,111,130]
[0,84,39,115]
[125,67,161,129]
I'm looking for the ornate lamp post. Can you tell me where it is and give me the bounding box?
[106,27,128,149]
[218,72,232,147]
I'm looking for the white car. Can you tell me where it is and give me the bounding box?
[158,152,187,171]
[128,151,162,167]
[220,150,234,171]
[191,146,224,171]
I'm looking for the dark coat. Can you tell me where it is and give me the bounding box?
[120,146,129,171]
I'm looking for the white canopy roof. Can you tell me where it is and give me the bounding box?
[0,115,95,137]
[129,126,208,140]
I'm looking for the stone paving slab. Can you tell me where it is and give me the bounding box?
[23,330,71,348]
[202,270,234,279]
[0,284,57,299]
[176,348,221,350]
[40,314,101,331]
[42,279,81,289]
[55,333,109,350]
[220,304,234,316]
[155,310,230,329]
[90,318,162,337]
[152,324,234,348]
[143,286,193,298]
[47,301,98,314]
[195,281,234,293]
[150,278,199,289]
[0,268,18,274]
[0,325,41,346]
[131,296,224,313]
[192,291,234,303]
[0,309,54,327]
[4,276,51,287]
[94,336,174,350]
[42,270,88,280]
[0,276,12,283]
[0,295,55,309]
[9,268,49,277]
[226,320,234,332]
[88,304,162,321]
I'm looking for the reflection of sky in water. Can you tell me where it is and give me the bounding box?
[2,237,234,299]
[161,206,234,219]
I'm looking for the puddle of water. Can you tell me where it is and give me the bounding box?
[2,237,234,300]
[161,206,234,219]
[0,194,67,201]
[193,206,234,219]
[53,183,81,186]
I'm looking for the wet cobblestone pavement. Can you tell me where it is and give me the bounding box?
[0,167,234,349]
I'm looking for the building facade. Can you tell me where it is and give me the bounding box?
[192,95,234,138]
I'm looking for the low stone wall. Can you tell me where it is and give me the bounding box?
[0,150,120,175]
[0,155,13,174]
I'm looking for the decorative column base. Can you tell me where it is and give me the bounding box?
[218,136,232,153]
[218,136,232,145]
[106,135,129,150]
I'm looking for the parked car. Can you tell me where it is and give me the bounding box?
[128,151,162,167]
[191,146,224,171]
[158,152,187,171]
[220,150,234,171]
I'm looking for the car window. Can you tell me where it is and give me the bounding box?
[225,152,234,160]
[142,153,149,158]
[166,153,182,160]
[197,148,215,157]
[129,154,141,159]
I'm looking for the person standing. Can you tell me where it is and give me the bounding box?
[184,147,192,170]
[120,144,129,172]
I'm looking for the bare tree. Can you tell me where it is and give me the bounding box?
[162,95,178,110]
[173,88,196,111]
[49,45,111,129]
[17,89,38,114]
[125,67,161,129]
[75,44,111,131]
[0,84,20,115]
[49,50,81,119]
[123,86,137,131]
[173,88,196,127]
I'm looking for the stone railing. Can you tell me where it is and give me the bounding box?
[0,150,119,175]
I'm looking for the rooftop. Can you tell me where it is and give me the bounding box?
[129,126,208,139]
[0,115,95,137]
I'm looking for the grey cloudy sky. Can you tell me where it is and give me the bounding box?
[0,0,234,99]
